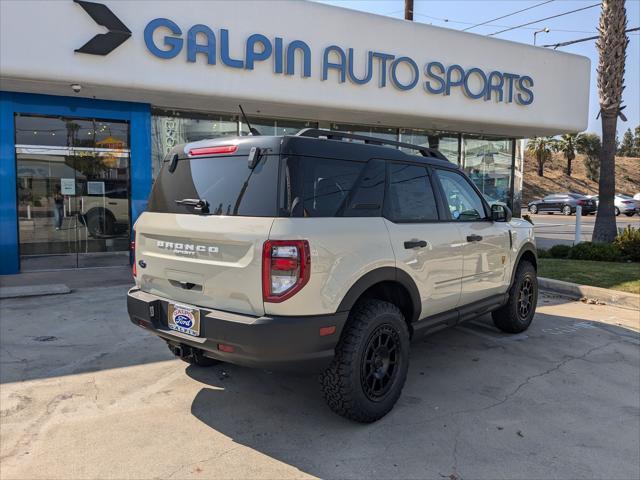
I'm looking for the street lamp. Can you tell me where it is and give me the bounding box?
[534,27,550,46]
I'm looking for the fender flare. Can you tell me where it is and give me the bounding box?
[336,267,422,323]
[510,241,537,287]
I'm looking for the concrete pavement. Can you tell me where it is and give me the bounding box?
[1,283,639,479]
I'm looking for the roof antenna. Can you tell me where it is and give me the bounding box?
[239,104,261,136]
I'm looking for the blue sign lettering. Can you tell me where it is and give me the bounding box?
[143,18,535,105]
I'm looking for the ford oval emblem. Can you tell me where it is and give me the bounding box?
[174,314,193,328]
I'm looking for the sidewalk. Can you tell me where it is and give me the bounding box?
[0,265,133,291]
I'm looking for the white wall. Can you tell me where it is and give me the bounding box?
[0,0,590,137]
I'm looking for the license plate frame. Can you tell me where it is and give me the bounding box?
[167,302,201,337]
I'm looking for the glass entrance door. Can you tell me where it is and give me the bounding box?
[15,114,131,271]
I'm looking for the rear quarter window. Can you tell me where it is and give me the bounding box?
[281,156,367,217]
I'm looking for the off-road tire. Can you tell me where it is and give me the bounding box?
[320,299,410,423]
[492,260,538,334]
[528,205,538,214]
[86,208,115,237]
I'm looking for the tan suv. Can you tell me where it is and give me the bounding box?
[127,129,538,422]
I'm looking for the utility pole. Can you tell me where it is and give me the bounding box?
[405,0,413,20]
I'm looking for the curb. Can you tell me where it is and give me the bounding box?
[0,284,71,299]
[539,277,640,310]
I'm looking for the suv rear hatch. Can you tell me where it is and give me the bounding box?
[134,140,280,316]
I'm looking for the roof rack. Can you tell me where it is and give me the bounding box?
[295,128,449,161]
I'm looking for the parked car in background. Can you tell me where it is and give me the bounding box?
[591,194,639,216]
[527,193,596,215]
[614,194,639,216]
[633,193,640,201]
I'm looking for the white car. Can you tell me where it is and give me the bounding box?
[127,129,538,423]
[592,194,638,216]
[615,194,638,216]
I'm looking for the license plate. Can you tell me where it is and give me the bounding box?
[167,302,201,337]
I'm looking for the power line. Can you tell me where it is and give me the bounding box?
[462,0,555,31]
[410,12,597,34]
[488,3,602,37]
[542,26,640,49]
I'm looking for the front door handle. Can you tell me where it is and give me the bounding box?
[404,240,428,249]
[466,234,483,242]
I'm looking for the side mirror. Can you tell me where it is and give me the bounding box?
[491,204,512,222]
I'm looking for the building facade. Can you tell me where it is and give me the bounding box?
[0,0,590,275]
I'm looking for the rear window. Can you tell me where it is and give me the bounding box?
[281,156,383,217]
[147,154,279,216]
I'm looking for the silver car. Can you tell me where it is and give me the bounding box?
[593,194,638,216]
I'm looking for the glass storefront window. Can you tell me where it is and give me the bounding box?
[240,117,317,136]
[15,114,131,270]
[462,135,514,210]
[151,111,238,178]
[331,123,398,143]
[399,129,460,163]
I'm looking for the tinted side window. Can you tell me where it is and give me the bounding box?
[282,156,364,217]
[343,159,385,217]
[435,169,487,221]
[384,163,439,222]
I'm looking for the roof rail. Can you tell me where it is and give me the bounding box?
[295,128,449,161]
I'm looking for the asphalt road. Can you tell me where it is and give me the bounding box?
[1,279,639,479]
[520,210,640,249]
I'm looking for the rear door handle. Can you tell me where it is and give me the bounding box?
[466,234,483,242]
[404,240,428,249]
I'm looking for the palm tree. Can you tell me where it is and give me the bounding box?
[526,136,555,177]
[554,133,577,176]
[576,133,602,182]
[593,0,629,243]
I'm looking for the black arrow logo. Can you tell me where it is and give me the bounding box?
[74,0,131,56]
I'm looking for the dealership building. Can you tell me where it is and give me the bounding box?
[0,0,590,275]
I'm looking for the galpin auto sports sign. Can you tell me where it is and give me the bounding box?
[75,0,535,106]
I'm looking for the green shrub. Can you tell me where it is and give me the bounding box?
[549,244,572,258]
[537,248,550,259]
[613,226,640,262]
[568,242,622,262]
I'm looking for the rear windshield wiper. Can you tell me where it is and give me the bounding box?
[175,198,210,214]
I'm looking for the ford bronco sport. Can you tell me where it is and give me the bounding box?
[128,129,538,423]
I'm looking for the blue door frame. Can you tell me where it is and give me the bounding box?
[0,91,152,275]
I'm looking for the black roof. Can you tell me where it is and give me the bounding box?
[176,129,456,169]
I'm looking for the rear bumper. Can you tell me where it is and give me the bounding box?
[618,205,637,213]
[127,287,348,372]
[578,205,597,213]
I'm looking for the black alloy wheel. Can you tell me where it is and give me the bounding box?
[361,324,401,402]
[517,276,534,320]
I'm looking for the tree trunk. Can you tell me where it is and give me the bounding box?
[566,156,572,176]
[592,112,618,243]
[537,154,544,176]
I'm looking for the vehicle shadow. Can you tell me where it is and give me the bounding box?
[187,308,640,479]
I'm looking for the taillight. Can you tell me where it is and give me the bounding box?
[262,240,310,302]
[188,145,238,156]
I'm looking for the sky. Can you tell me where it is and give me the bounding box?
[316,0,640,138]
